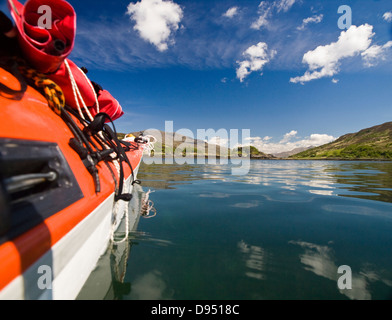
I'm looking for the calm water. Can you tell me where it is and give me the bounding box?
[79,160,392,300]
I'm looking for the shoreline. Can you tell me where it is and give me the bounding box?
[143,155,392,162]
[253,158,392,162]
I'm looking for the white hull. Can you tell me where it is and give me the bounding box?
[77,184,145,300]
[0,165,141,300]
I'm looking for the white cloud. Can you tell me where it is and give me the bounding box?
[361,41,392,67]
[223,6,239,18]
[251,0,298,30]
[297,14,323,30]
[245,132,336,155]
[245,136,262,141]
[251,1,272,30]
[245,136,272,142]
[383,12,392,23]
[127,0,183,52]
[207,136,229,148]
[236,42,277,82]
[332,78,339,84]
[280,130,298,143]
[275,0,298,13]
[290,24,375,84]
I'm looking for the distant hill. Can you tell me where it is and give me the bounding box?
[120,130,276,159]
[274,147,311,158]
[291,122,392,160]
[239,146,276,159]
[127,130,230,157]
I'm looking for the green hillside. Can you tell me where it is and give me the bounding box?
[232,146,276,159]
[291,122,392,160]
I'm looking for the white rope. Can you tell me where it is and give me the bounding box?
[111,177,130,244]
[79,65,100,114]
[141,135,157,156]
[140,189,157,219]
[64,59,118,162]
[110,159,131,244]
[110,235,130,283]
[64,59,126,244]
[111,202,130,244]
[64,59,95,121]
[110,136,158,241]
[106,152,125,244]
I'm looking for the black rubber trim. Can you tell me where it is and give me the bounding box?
[0,139,84,244]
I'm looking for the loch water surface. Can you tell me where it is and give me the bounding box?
[79,160,392,300]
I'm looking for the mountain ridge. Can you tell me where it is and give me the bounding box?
[290,121,392,160]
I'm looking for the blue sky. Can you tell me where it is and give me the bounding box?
[2,0,392,153]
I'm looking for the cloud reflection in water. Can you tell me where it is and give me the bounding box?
[289,240,392,300]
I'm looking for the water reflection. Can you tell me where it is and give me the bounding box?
[129,231,174,247]
[77,226,135,300]
[289,240,392,300]
[138,163,201,189]
[199,193,230,199]
[309,190,334,196]
[322,204,392,220]
[139,160,392,204]
[128,270,174,300]
[238,240,266,281]
[232,200,260,209]
[108,160,392,300]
